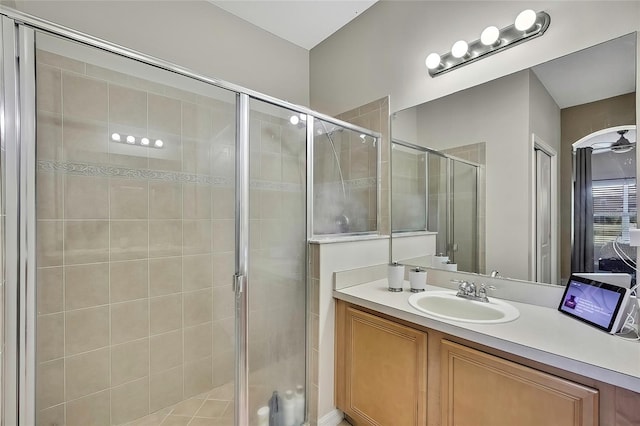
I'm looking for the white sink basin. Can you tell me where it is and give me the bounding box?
[408,290,520,324]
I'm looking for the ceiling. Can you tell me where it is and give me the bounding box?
[531,33,636,109]
[209,1,634,109]
[210,0,378,50]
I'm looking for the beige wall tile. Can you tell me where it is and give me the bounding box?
[65,390,110,426]
[110,260,148,303]
[64,220,109,265]
[111,338,149,386]
[260,153,281,181]
[65,348,110,400]
[212,220,234,253]
[212,252,233,288]
[37,267,63,314]
[149,257,182,296]
[111,377,150,425]
[36,63,62,114]
[111,299,149,345]
[36,359,64,409]
[184,356,213,398]
[212,285,233,321]
[109,84,147,128]
[108,126,150,170]
[37,50,85,73]
[212,350,234,387]
[62,117,109,164]
[260,121,282,153]
[184,323,212,363]
[183,254,212,291]
[62,73,108,122]
[150,294,182,334]
[182,138,210,174]
[64,175,109,219]
[211,187,234,220]
[110,220,149,261]
[37,171,63,220]
[149,220,182,258]
[37,220,63,267]
[148,94,181,135]
[149,181,182,219]
[37,313,64,362]
[182,102,212,140]
[65,306,109,355]
[148,133,182,172]
[150,367,183,413]
[184,184,211,220]
[184,289,212,327]
[212,318,234,358]
[37,112,63,161]
[183,220,212,255]
[150,330,183,373]
[211,144,235,178]
[37,403,65,426]
[65,263,110,310]
[110,178,149,219]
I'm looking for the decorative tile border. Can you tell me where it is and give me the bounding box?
[37,160,303,192]
[315,177,377,191]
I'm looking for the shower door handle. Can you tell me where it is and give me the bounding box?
[233,273,246,294]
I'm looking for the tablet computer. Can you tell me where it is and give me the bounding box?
[558,274,630,334]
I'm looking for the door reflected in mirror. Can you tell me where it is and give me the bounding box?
[390,32,637,287]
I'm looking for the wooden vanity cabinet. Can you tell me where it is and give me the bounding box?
[336,301,607,426]
[441,340,598,426]
[335,304,428,426]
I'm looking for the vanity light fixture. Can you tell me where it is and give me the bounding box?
[425,9,550,77]
[111,132,164,149]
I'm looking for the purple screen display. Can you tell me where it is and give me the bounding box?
[559,280,623,328]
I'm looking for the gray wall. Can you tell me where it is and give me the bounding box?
[10,0,310,105]
[310,1,640,116]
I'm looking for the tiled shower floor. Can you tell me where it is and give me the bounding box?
[121,382,234,426]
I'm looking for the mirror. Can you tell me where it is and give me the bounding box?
[391,33,637,286]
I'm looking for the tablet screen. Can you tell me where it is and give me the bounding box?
[558,275,628,332]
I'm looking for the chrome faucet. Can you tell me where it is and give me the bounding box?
[452,280,495,303]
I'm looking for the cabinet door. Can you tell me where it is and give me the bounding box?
[441,340,599,426]
[342,306,427,426]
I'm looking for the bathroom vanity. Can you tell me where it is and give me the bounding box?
[334,280,640,426]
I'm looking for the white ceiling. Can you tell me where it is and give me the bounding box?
[532,33,636,109]
[210,0,378,50]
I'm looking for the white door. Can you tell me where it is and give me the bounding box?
[535,149,552,283]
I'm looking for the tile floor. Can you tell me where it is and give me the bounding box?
[121,382,234,426]
[119,380,351,426]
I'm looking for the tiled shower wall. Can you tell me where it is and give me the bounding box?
[336,97,390,235]
[34,47,306,426]
[391,148,427,231]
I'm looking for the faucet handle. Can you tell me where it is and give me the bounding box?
[477,283,495,301]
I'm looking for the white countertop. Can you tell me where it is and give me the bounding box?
[334,279,640,393]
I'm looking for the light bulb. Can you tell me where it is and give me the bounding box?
[299,113,307,122]
[126,135,135,144]
[451,40,469,59]
[480,26,500,46]
[425,53,441,70]
[111,133,121,142]
[515,9,537,32]
[154,139,164,148]
[289,115,299,125]
[141,137,150,146]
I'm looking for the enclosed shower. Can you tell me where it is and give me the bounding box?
[0,10,379,426]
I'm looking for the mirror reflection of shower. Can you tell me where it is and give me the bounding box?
[311,119,379,236]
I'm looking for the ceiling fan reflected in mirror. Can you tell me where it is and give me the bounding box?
[591,130,636,153]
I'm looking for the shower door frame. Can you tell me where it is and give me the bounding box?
[0,7,381,425]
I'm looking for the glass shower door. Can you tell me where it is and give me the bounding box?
[450,160,479,273]
[33,31,239,426]
[246,99,307,424]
